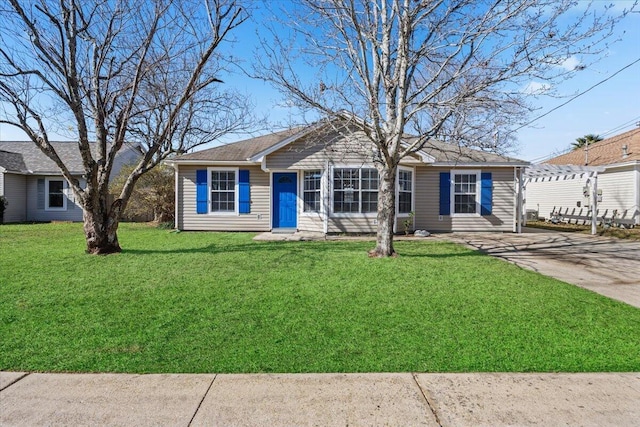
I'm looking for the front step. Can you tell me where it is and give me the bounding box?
[271,228,297,234]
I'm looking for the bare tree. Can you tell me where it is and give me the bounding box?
[0,0,252,254]
[256,0,630,257]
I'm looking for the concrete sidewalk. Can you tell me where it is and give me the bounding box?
[2,371,639,426]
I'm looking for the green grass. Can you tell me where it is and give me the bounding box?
[1,223,639,373]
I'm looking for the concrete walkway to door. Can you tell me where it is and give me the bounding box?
[436,228,640,308]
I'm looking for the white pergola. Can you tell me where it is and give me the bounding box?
[523,164,606,235]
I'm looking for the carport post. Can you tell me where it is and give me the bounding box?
[591,172,598,235]
[517,167,523,234]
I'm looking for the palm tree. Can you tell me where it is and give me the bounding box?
[572,134,603,150]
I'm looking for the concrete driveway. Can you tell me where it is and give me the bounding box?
[437,228,640,309]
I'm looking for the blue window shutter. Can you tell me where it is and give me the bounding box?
[439,172,450,215]
[238,169,250,214]
[196,169,208,214]
[481,172,493,216]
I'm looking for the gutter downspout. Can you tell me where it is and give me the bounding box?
[517,167,524,234]
[174,164,179,230]
[636,164,640,226]
[513,167,522,233]
[323,160,329,234]
[513,167,516,233]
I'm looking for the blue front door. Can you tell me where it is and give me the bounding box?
[273,173,297,228]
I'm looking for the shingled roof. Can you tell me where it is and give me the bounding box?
[0,150,28,172]
[409,137,525,164]
[546,127,640,166]
[0,141,141,174]
[174,122,526,165]
[0,141,89,174]
[176,128,305,162]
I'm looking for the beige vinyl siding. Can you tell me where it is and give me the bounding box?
[2,173,28,223]
[267,127,373,170]
[177,165,270,231]
[266,127,420,170]
[298,213,324,232]
[328,216,377,233]
[414,167,515,232]
[26,175,84,222]
[526,165,640,224]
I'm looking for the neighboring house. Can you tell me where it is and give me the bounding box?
[171,116,529,234]
[526,127,640,225]
[0,142,142,223]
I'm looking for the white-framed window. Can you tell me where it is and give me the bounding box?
[452,170,480,215]
[333,167,379,214]
[209,168,238,214]
[397,168,413,215]
[303,170,322,213]
[361,168,378,213]
[45,178,67,211]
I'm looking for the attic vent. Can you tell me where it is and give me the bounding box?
[622,145,628,159]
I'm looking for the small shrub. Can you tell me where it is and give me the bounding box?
[0,196,8,223]
[403,211,415,235]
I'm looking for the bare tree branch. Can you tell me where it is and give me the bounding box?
[255,0,632,256]
[0,0,254,254]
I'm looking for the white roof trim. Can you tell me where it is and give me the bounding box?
[169,160,258,166]
[338,111,436,163]
[602,160,640,170]
[248,122,328,163]
[0,169,33,176]
[415,151,436,163]
[431,161,530,167]
[33,171,84,175]
[249,112,437,165]
[401,144,435,163]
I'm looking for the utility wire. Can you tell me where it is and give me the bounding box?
[599,115,640,137]
[528,115,640,163]
[513,56,640,134]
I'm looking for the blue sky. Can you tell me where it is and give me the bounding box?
[1,1,638,163]
[513,5,640,161]
[233,1,640,162]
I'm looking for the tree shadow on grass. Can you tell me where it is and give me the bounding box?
[122,240,358,256]
[122,239,483,259]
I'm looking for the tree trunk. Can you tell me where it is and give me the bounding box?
[83,198,123,255]
[369,164,397,257]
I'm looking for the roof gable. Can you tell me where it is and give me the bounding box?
[0,150,28,173]
[172,115,527,166]
[546,128,640,166]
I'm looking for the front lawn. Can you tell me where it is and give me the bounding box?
[1,223,639,373]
